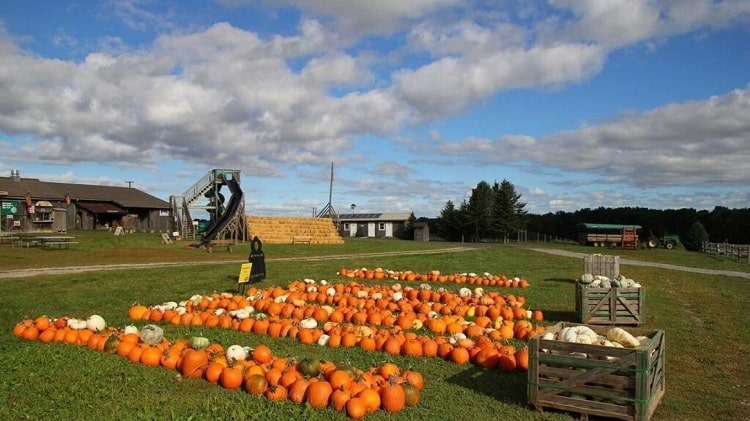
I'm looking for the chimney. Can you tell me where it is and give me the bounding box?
[10,169,20,182]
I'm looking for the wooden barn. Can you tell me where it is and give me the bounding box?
[0,170,170,233]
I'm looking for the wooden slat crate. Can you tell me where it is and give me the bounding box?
[528,322,665,421]
[576,284,644,325]
[583,254,620,278]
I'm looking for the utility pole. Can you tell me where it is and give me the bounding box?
[126,181,134,188]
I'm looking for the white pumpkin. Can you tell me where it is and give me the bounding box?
[561,326,598,344]
[123,325,139,335]
[317,334,330,346]
[67,318,88,330]
[86,314,106,332]
[140,324,164,346]
[299,318,317,329]
[226,345,248,362]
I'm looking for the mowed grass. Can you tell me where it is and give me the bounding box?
[1,234,749,420]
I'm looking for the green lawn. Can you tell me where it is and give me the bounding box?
[1,234,749,420]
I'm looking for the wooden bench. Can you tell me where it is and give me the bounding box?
[292,236,312,245]
[207,239,235,253]
[42,241,78,249]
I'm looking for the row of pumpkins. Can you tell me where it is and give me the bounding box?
[13,314,423,420]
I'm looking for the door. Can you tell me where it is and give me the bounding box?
[367,223,375,237]
[385,222,393,237]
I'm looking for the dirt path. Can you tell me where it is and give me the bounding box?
[0,246,476,279]
[2,245,748,280]
[527,248,750,279]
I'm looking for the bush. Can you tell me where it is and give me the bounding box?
[683,222,709,251]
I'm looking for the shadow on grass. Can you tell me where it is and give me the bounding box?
[539,310,577,323]
[542,277,576,284]
[445,366,528,406]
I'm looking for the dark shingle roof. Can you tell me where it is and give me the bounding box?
[0,177,169,209]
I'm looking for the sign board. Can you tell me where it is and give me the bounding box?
[114,226,124,236]
[238,263,252,284]
[1,200,19,216]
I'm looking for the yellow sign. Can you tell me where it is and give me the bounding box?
[238,263,252,284]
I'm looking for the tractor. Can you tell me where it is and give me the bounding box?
[647,233,681,250]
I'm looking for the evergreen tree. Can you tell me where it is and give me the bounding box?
[683,221,709,251]
[467,181,494,241]
[438,200,462,242]
[491,179,527,242]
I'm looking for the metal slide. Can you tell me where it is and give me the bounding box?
[198,177,243,246]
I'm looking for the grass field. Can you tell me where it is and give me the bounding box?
[2,231,749,420]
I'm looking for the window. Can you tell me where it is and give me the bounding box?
[343,223,349,230]
[378,222,385,231]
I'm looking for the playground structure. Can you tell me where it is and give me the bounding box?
[169,169,248,248]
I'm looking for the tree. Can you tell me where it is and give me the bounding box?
[437,200,463,242]
[400,212,417,240]
[491,180,527,242]
[683,221,709,251]
[467,181,494,241]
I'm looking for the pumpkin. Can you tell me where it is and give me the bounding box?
[245,373,268,395]
[102,334,120,354]
[220,366,244,390]
[297,357,322,378]
[579,273,594,284]
[139,324,164,346]
[190,335,210,350]
[252,344,273,364]
[264,384,288,401]
[86,315,106,332]
[402,382,420,406]
[561,326,597,344]
[225,344,247,363]
[306,380,333,409]
[179,349,209,378]
[123,325,138,335]
[67,318,88,330]
[346,397,367,420]
[379,380,406,412]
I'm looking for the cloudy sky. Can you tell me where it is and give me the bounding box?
[1,0,749,218]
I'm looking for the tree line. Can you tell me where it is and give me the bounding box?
[423,180,749,248]
[432,180,527,243]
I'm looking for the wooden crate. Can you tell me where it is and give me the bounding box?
[576,284,644,325]
[528,322,665,421]
[583,254,620,277]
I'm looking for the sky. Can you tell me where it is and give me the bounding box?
[0,0,749,218]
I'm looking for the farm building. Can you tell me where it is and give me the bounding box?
[0,170,170,233]
[337,213,412,238]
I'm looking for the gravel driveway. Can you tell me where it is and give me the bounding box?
[2,245,748,279]
[527,247,750,279]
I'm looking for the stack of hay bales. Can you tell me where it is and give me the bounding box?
[247,216,345,245]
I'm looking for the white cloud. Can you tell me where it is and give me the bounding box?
[441,86,750,191]
[394,43,606,118]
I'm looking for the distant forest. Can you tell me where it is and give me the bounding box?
[524,206,750,244]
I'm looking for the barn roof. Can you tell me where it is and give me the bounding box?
[0,176,169,209]
[337,213,412,221]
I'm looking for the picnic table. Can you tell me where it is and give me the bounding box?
[0,233,18,245]
[36,235,78,249]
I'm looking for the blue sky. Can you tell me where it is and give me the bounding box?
[1,0,749,218]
